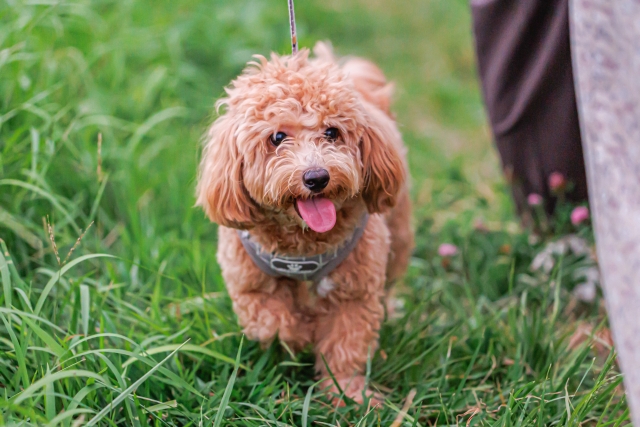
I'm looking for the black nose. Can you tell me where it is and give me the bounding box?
[303,168,330,193]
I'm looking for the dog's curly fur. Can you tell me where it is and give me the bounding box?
[196,42,414,402]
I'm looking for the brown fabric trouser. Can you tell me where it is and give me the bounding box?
[471,0,588,215]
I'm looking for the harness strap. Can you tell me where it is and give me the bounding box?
[238,214,369,282]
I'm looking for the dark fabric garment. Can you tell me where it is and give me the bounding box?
[471,0,588,216]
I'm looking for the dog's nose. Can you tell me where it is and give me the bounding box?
[303,168,330,192]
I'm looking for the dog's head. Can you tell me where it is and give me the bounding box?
[196,44,405,232]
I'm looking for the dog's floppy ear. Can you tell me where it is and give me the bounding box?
[196,114,259,229]
[360,107,406,213]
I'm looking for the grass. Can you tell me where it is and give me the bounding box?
[0,0,628,425]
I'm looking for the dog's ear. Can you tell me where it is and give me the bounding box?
[360,108,406,214]
[196,114,259,229]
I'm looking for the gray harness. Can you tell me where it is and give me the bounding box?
[238,214,369,282]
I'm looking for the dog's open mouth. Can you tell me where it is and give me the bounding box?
[295,197,336,233]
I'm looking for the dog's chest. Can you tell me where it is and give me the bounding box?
[290,277,337,312]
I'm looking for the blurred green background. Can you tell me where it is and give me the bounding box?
[0,0,513,288]
[1,0,512,278]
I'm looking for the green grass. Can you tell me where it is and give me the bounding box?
[0,0,628,425]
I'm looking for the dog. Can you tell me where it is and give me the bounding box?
[196,42,413,402]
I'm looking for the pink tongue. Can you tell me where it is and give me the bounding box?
[296,197,336,233]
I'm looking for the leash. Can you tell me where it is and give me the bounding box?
[288,0,298,54]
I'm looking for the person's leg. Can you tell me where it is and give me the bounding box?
[471,0,588,217]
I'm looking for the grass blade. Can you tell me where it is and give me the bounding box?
[13,370,105,405]
[144,400,177,413]
[0,312,29,388]
[85,340,189,426]
[80,284,90,336]
[302,383,316,427]
[213,336,244,427]
[21,316,65,358]
[0,245,12,308]
[45,366,55,421]
[0,179,80,233]
[121,343,249,370]
[47,408,95,427]
[34,254,115,316]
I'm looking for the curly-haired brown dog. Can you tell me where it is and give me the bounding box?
[196,42,413,402]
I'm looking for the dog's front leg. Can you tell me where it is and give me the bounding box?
[313,215,390,404]
[217,226,314,351]
[314,293,385,403]
[229,281,315,351]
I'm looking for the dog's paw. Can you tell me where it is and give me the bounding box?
[243,310,314,350]
[280,323,315,352]
[321,376,384,406]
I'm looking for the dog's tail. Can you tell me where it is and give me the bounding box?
[313,42,395,117]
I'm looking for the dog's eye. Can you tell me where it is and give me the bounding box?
[270,132,287,147]
[324,127,339,141]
